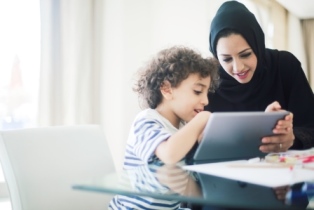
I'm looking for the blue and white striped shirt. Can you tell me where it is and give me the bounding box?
[109,109,188,210]
[124,109,185,168]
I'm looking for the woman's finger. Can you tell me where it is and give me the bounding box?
[260,143,284,153]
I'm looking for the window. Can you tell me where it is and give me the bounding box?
[0,0,40,192]
[0,0,40,130]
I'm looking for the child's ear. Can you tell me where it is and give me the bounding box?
[160,81,173,100]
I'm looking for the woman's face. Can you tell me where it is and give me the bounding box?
[216,33,257,84]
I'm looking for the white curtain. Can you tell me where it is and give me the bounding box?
[268,0,287,50]
[286,13,308,78]
[250,0,308,79]
[302,19,314,88]
[39,0,103,126]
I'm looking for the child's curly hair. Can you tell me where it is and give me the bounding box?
[133,46,219,109]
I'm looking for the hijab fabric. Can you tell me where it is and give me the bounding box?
[208,1,277,108]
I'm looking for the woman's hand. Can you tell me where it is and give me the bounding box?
[261,101,295,153]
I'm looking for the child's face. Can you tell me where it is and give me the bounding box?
[170,73,211,123]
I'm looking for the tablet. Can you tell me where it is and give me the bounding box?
[193,111,289,164]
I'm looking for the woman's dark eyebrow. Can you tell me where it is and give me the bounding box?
[218,48,251,56]
[239,48,252,54]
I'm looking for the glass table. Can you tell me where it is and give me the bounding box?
[73,163,314,210]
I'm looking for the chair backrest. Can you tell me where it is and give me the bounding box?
[0,125,115,210]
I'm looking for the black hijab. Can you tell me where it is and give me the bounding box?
[207,1,278,110]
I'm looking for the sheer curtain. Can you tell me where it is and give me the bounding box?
[269,0,312,88]
[39,0,103,126]
[251,0,309,81]
[302,19,314,88]
[286,13,308,78]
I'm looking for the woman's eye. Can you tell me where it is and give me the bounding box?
[241,52,251,58]
[194,90,202,95]
[222,57,232,62]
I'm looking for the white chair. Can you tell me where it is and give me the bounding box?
[0,125,115,210]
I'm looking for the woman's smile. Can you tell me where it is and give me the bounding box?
[233,70,250,80]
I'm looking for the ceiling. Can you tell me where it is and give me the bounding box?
[276,0,314,19]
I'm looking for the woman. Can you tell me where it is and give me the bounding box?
[206,1,314,153]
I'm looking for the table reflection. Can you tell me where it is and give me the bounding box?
[197,173,309,210]
[109,163,201,209]
[73,163,312,210]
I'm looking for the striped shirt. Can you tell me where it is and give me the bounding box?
[109,109,189,210]
[124,109,185,167]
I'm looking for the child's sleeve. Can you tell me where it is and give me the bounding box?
[128,117,172,163]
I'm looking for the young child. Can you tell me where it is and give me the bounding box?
[124,46,219,167]
[109,46,218,210]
